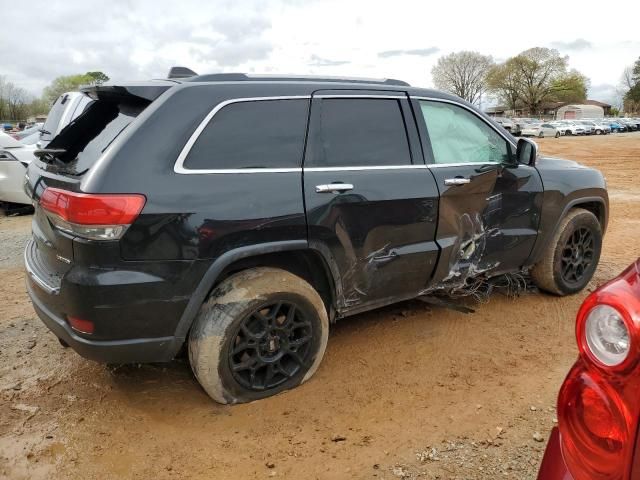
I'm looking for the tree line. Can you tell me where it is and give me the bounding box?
[0,71,109,122]
[431,47,592,115]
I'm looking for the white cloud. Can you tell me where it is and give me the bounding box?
[1,0,639,98]
[550,39,592,51]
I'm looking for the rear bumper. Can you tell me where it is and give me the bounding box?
[537,428,573,480]
[24,238,193,363]
[27,279,180,363]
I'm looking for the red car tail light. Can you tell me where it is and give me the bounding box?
[558,367,631,478]
[40,187,145,241]
[557,260,640,480]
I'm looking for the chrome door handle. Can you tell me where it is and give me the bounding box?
[315,183,354,193]
[444,177,471,186]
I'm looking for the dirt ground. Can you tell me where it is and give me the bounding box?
[1,134,639,480]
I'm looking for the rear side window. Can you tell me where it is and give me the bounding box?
[184,99,309,170]
[47,99,147,174]
[307,98,411,167]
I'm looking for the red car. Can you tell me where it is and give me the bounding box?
[538,259,640,480]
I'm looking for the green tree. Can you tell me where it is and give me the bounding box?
[85,71,110,85]
[42,73,93,104]
[511,48,569,114]
[622,57,640,113]
[549,69,589,103]
[633,57,640,82]
[431,51,495,105]
[486,59,522,112]
[27,97,50,117]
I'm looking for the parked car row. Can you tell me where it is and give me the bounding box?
[493,116,640,138]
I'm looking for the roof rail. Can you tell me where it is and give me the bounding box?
[182,72,410,87]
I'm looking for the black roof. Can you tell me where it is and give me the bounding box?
[84,73,468,111]
[182,73,411,87]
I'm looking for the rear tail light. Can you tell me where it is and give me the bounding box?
[40,187,145,241]
[558,367,631,479]
[558,261,640,480]
[584,305,631,367]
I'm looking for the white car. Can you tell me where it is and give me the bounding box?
[521,123,560,138]
[494,117,519,135]
[581,120,611,135]
[557,121,586,136]
[578,122,594,135]
[0,132,36,205]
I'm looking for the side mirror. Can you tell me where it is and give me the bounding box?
[516,137,538,166]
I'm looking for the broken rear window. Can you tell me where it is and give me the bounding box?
[45,99,148,175]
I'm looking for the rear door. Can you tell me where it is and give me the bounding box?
[413,98,544,286]
[303,91,440,312]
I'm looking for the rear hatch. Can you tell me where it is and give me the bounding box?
[26,82,172,284]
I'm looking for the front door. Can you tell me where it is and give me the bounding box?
[303,91,440,313]
[413,98,544,288]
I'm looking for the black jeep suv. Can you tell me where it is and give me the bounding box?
[24,73,608,404]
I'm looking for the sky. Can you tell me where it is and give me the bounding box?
[2,0,639,107]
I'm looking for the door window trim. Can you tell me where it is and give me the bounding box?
[411,96,517,168]
[174,93,422,174]
[174,95,311,175]
[305,94,419,169]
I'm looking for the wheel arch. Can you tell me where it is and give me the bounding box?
[171,241,339,353]
[570,199,607,232]
[528,196,608,267]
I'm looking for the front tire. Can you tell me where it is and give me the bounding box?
[531,208,602,296]
[189,268,329,404]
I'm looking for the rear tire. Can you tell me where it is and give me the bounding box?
[531,208,602,296]
[188,268,329,404]
[555,131,560,138]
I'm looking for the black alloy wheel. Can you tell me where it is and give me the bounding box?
[560,227,594,286]
[229,301,314,391]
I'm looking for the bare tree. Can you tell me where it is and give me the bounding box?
[5,83,31,120]
[0,76,8,120]
[431,51,494,105]
[621,66,635,90]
